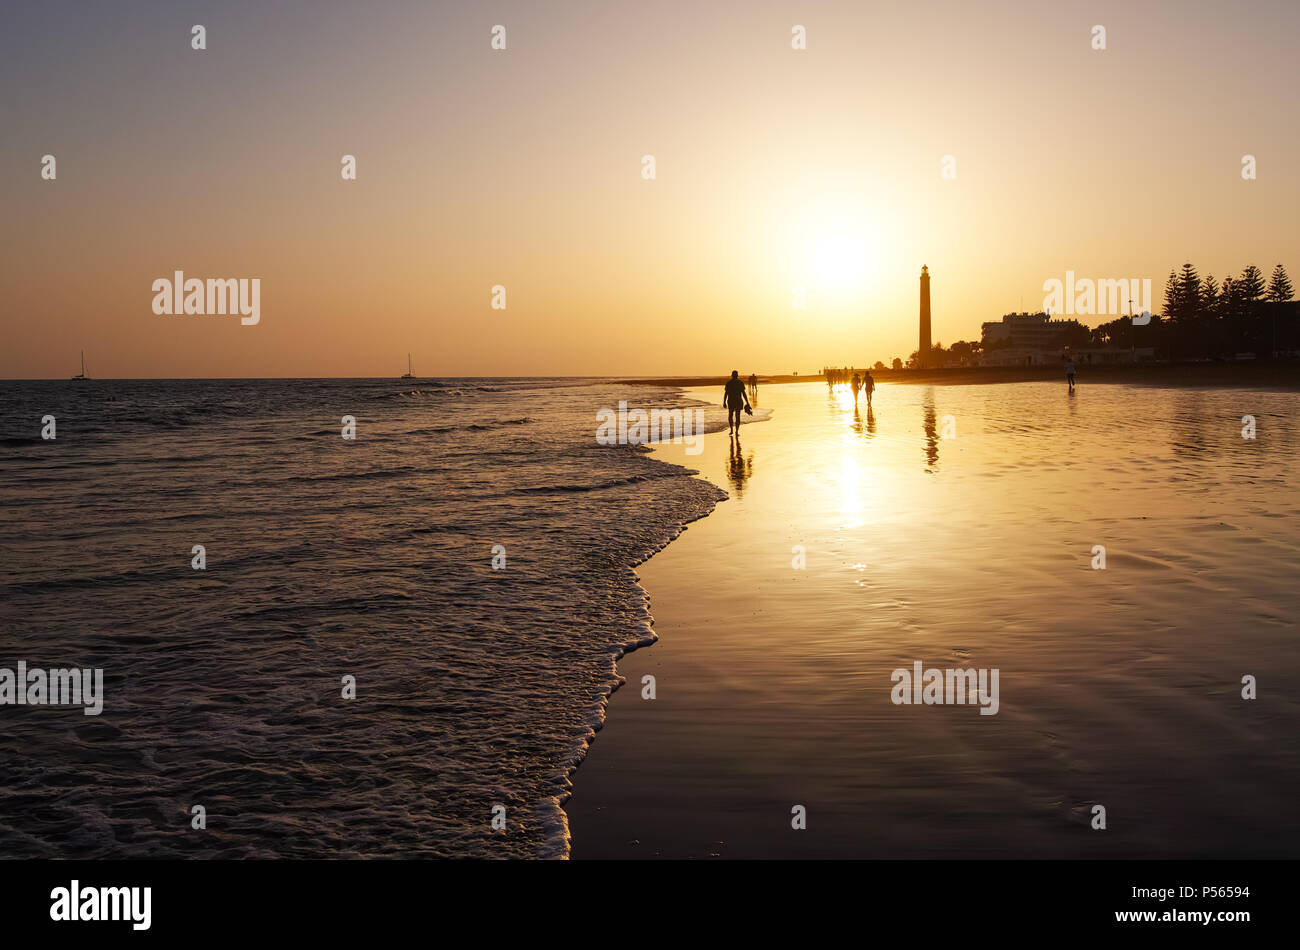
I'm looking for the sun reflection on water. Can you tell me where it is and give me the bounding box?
[840,454,864,528]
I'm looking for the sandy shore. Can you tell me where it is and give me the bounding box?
[566,380,1300,858]
[620,362,1300,390]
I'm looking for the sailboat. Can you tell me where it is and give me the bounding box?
[71,351,90,381]
[401,353,415,379]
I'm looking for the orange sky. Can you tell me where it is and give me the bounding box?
[3,0,1297,378]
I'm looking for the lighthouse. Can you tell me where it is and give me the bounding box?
[919,265,932,368]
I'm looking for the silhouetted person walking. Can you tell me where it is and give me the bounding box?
[851,372,862,406]
[724,370,751,435]
[863,369,875,407]
[1065,357,1076,392]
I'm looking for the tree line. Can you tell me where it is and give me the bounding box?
[1145,262,1294,359]
[868,262,1295,368]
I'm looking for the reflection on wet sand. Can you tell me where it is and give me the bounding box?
[726,434,754,496]
[850,405,876,439]
[922,388,939,471]
[828,383,939,470]
[578,380,1300,859]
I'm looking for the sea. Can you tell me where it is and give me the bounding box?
[0,377,764,858]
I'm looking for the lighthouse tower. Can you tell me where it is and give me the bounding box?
[919,265,932,368]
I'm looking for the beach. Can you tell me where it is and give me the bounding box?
[566,380,1300,858]
[619,361,1300,391]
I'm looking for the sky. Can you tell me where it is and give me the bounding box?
[2,0,1297,378]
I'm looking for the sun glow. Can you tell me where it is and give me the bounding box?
[799,213,879,294]
[834,384,858,413]
[812,233,870,288]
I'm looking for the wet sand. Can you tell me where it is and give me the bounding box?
[566,380,1300,858]
[620,361,1300,390]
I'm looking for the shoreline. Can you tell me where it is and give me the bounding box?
[547,496,718,860]
[548,391,773,858]
[564,380,1300,859]
[620,361,1300,390]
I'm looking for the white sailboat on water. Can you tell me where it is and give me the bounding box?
[401,353,415,380]
[71,350,90,381]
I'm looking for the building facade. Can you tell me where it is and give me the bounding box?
[980,311,1087,350]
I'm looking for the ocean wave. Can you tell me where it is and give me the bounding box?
[283,466,425,483]
[0,376,732,860]
[409,418,534,435]
[506,472,666,495]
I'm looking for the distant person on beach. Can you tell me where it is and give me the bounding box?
[724,370,751,435]
[850,372,862,406]
[862,369,875,407]
[748,373,758,400]
[1065,357,1076,392]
